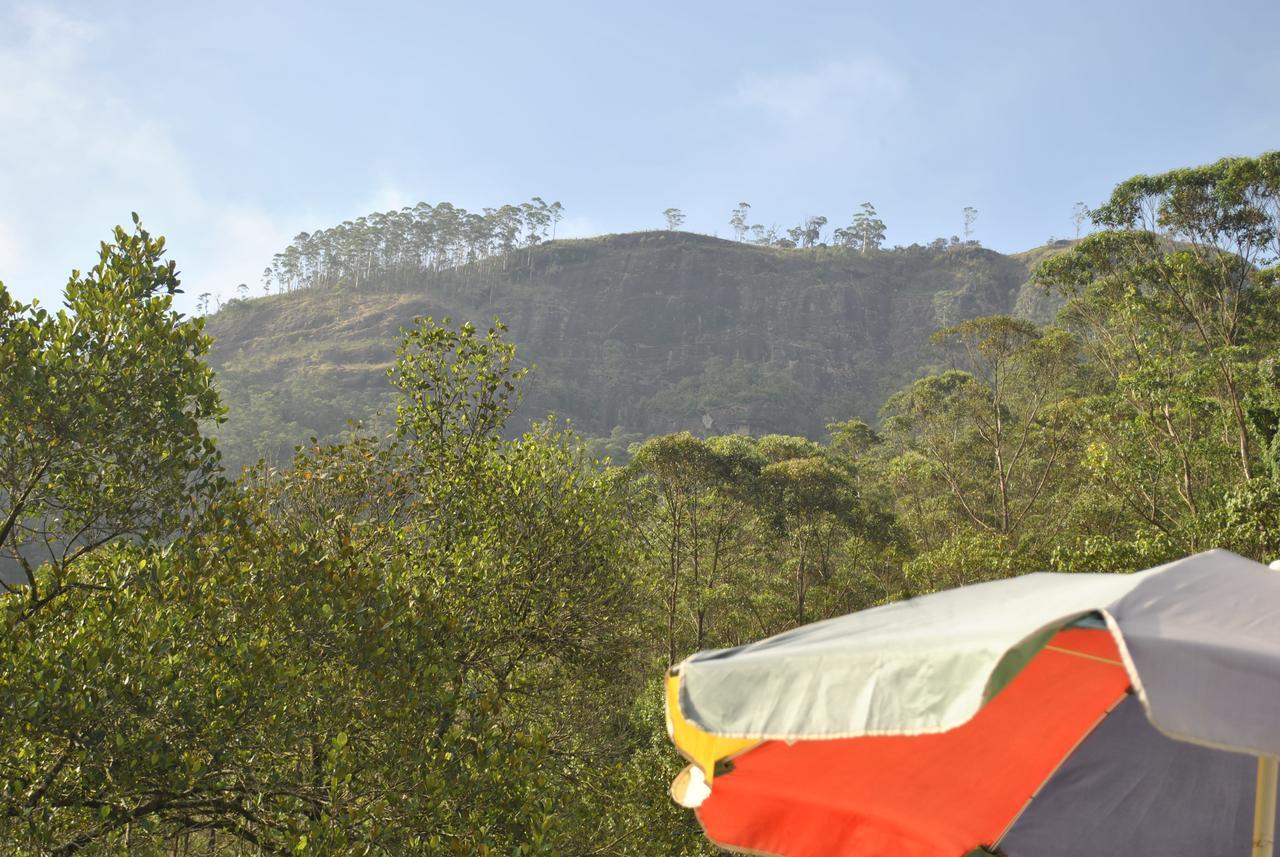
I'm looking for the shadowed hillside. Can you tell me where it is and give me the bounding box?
[206,231,1056,469]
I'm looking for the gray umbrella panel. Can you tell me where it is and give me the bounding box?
[999,695,1278,857]
[1108,551,1280,757]
[677,549,1280,759]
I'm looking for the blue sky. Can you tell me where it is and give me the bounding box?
[2,0,1278,313]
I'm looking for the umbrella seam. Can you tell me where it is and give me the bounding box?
[993,689,1130,848]
[1101,609,1280,759]
[677,611,1108,742]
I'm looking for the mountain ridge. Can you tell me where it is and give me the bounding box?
[206,230,1065,468]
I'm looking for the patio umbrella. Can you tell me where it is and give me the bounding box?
[665,549,1280,857]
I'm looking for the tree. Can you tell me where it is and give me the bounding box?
[628,433,725,664]
[548,200,564,240]
[257,196,574,295]
[1,310,645,855]
[663,208,686,230]
[750,223,780,246]
[882,316,1080,539]
[826,418,880,459]
[847,202,886,254]
[389,317,526,472]
[0,218,224,616]
[730,202,752,242]
[760,455,860,626]
[1038,152,1280,496]
[963,206,978,243]
[1072,201,1090,239]
[800,215,827,248]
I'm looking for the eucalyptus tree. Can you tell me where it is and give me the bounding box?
[729,202,751,241]
[548,200,564,240]
[759,454,861,627]
[749,223,779,245]
[800,215,827,247]
[826,418,880,459]
[258,197,568,296]
[523,198,551,245]
[627,432,727,665]
[881,316,1080,541]
[1035,152,1280,527]
[1072,201,1090,238]
[837,202,886,253]
[663,208,686,230]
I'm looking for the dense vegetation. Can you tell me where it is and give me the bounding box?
[2,152,1279,855]
[254,198,565,301]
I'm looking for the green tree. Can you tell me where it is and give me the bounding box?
[663,208,686,230]
[836,202,886,253]
[760,455,860,626]
[801,215,827,248]
[963,206,978,243]
[1069,152,1280,482]
[1,308,648,855]
[627,433,727,664]
[826,418,880,459]
[729,202,751,242]
[882,317,1079,539]
[1033,154,1280,542]
[0,218,223,618]
[1072,201,1090,238]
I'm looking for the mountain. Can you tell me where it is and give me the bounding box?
[205,231,1060,469]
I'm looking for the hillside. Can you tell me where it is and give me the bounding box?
[206,231,1057,469]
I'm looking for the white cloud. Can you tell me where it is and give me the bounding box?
[553,215,605,239]
[732,58,909,163]
[361,185,412,213]
[737,58,908,124]
[196,209,291,295]
[0,4,283,312]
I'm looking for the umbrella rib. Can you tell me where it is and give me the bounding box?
[1042,645,1124,667]
[993,690,1130,848]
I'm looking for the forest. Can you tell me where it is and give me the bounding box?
[1,152,1279,855]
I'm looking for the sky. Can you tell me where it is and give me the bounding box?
[2,0,1278,313]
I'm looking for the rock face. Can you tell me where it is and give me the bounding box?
[206,231,1049,468]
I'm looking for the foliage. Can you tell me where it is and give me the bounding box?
[834,203,887,253]
[0,218,223,612]
[881,317,1079,543]
[1,305,655,855]
[1034,156,1280,544]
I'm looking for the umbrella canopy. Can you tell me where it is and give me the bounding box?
[666,549,1280,857]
